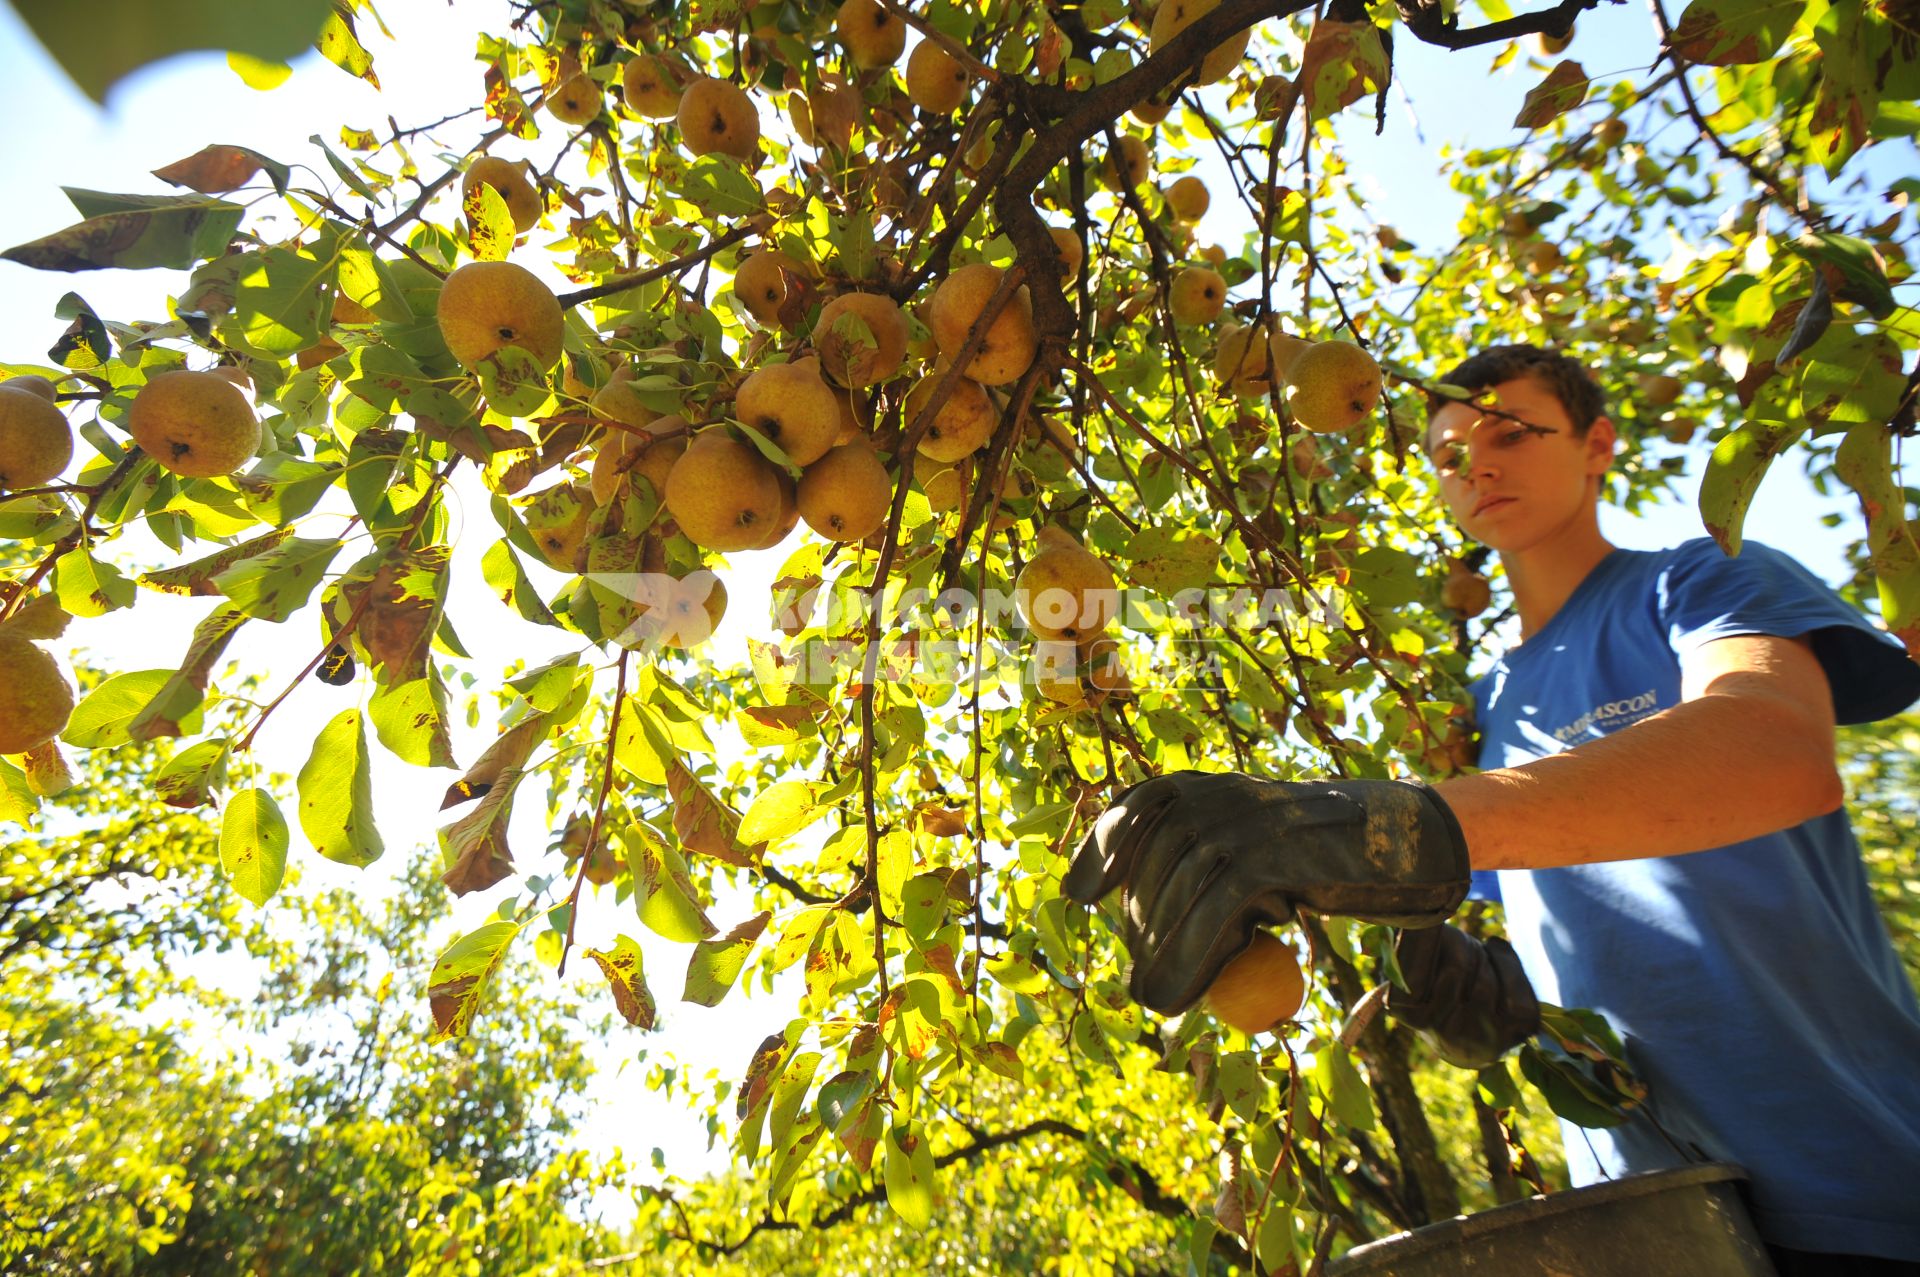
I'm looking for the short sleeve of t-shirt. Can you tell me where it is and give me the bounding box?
[1654,537,1920,726]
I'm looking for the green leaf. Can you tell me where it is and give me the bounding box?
[369,674,456,768]
[682,910,772,1007]
[674,155,766,218]
[63,670,201,749]
[765,1049,822,1167]
[316,6,379,87]
[474,344,553,418]
[2,198,244,271]
[1791,233,1897,319]
[883,1123,936,1232]
[1315,1045,1377,1131]
[1834,420,1920,658]
[13,0,336,101]
[463,180,516,263]
[220,787,289,906]
[1697,416,1807,555]
[128,605,248,740]
[139,527,294,596]
[427,919,521,1040]
[213,536,342,622]
[1669,0,1807,66]
[296,708,383,867]
[53,548,135,618]
[1124,525,1219,595]
[584,934,657,1029]
[231,245,336,357]
[612,696,679,785]
[625,823,717,943]
[0,759,42,826]
[152,738,230,809]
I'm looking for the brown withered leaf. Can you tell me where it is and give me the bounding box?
[584,935,658,1029]
[1298,20,1388,122]
[441,710,550,810]
[153,145,273,194]
[666,761,763,866]
[1514,61,1590,130]
[359,545,450,684]
[129,604,248,741]
[23,741,73,798]
[439,766,524,895]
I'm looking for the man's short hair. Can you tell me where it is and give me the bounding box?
[1426,345,1610,442]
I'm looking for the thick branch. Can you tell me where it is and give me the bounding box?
[1395,0,1609,51]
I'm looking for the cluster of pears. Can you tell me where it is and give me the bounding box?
[1015,525,1130,708]
[1213,315,1386,435]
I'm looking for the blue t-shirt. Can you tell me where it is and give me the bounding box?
[1470,537,1920,1259]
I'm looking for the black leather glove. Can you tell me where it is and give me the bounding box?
[1388,924,1541,1069]
[1062,771,1471,1016]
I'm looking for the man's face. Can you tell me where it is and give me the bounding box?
[1425,376,1616,553]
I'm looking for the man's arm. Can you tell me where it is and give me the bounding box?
[1437,633,1845,872]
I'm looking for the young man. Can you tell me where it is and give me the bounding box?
[1063,346,1920,1273]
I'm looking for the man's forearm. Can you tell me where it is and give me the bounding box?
[1434,689,1844,873]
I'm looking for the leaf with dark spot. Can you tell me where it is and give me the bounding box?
[427,919,520,1039]
[1514,61,1589,130]
[439,765,524,894]
[585,935,657,1029]
[441,710,549,810]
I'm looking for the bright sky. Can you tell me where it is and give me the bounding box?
[0,0,1874,1206]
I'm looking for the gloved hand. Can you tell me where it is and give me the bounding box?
[1387,923,1541,1069]
[1062,771,1471,1016]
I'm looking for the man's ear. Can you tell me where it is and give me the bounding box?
[1585,416,1617,476]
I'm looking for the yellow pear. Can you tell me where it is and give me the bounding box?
[1048,226,1083,284]
[1213,321,1276,399]
[733,249,803,327]
[1016,526,1118,642]
[906,39,970,114]
[922,458,968,512]
[1206,932,1306,1035]
[664,430,786,552]
[1100,134,1150,191]
[1593,116,1627,149]
[1166,175,1210,221]
[524,481,594,572]
[798,440,893,541]
[832,386,868,445]
[677,77,761,160]
[632,421,689,496]
[460,157,542,234]
[547,72,603,125]
[929,263,1038,386]
[1269,326,1311,374]
[1199,244,1227,267]
[1441,562,1494,618]
[590,373,660,431]
[590,428,642,506]
[906,371,997,463]
[1640,373,1683,406]
[790,84,861,150]
[736,359,842,466]
[0,636,74,755]
[1537,24,1574,55]
[436,261,565,372]
[1131,98,1171,125]
[836,0,906,68]
[0,387,73,489]
[126,370,260,478]
[1285,340,1383,434]
[1030,638,1088,706]
[1083,635,1132,697]
[814,291,909,389]
[3,374,57,401]
[1150,0,1250,84]
[1170,267,1226,325]
[622,54,681,119]
[749,467,801,550]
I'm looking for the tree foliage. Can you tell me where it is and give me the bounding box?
[2,0,1915,1270]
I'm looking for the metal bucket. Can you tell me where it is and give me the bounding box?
[1326,1164,1775,1276]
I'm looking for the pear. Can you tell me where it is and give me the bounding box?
[3,374,57,401]
[1640,373,1683,406]
[1537,24,1573,55]
[922,458,968,512]
[1083,635,1132,697]
[632,420,689,495]
[1131,98,1171,125]
[1441,562,1493,618]
[1521,239,1562,273]
[1269,328,1312,382]
[664,429,786,552]
[1030,638,1088,706]
[0,387,73,489]
[906,371,996,463]
[798,439,893,541]
[1593,116,1627,149]
[0,636,75,755]
[1016,525,1118,642]
[831,385,868,444]
[1285,340,1382,434]
[591,372,661,431]
[749,466,801,550]
[733,248,804,327]
[1166,175,1210,221]
[1048,226,1084,284]
[524,481,595,572]
[460,157,542,234]
[436,261,565,371]
[1199,244,1227,267]
[677,77,761,160]
[835,0,906,68]
[929,263,1038,386]
[791,84,860,151]
[622,54,681,119]
[590,428,643,506]
[126,370,260,478]
[1213,321,1276,399]
[736,359,841,466]
[906,39,970,114]
[1100,134,1150,190]
[1150,0,1249,85]
[1170,267,1226,325]
[547,72,603,125]
[814,291,909,389]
